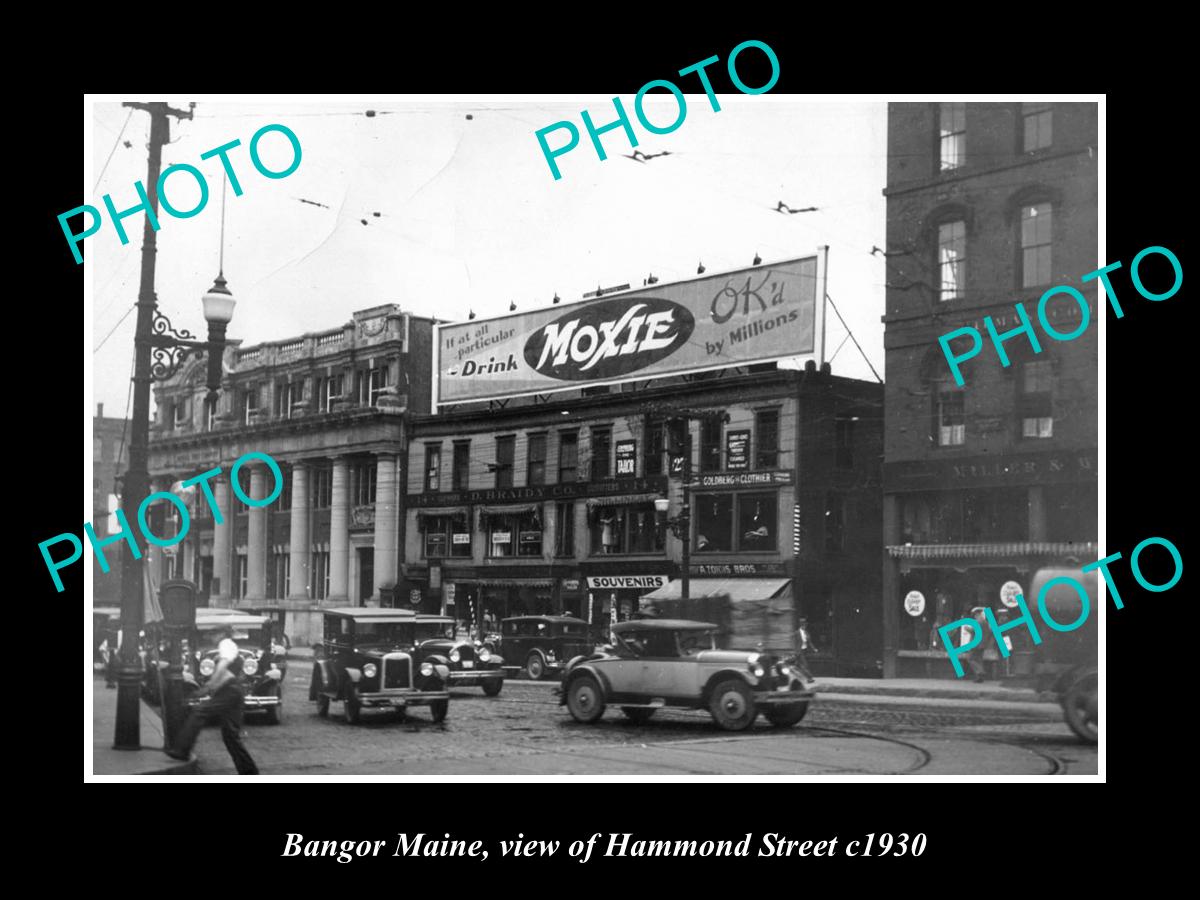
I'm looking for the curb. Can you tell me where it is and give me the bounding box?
[813,684,1054,704]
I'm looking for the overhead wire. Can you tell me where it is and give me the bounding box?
[93,108,134,192]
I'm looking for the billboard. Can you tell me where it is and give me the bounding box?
[433,252,826,406]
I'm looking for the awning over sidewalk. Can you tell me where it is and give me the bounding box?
[887,542,1096,561]
[642,578,791,602]
[475,578,554,589]
[585,493,663,510]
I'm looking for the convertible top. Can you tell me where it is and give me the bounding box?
[611,619,719,633]
[323,607,418,620]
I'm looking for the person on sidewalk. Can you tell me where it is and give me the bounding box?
[168,645,259,774]
[792,618,817,684]
[960,608,989,683]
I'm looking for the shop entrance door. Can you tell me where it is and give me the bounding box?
[358,548,374,604]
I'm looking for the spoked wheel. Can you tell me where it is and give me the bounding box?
[1062,671,1098,743]
[566,676,606,724]
[764,701,809,727]
[344,688,362,724]
[429,700,449,723]
[525,653,545,680]
[621,707,656,725]
[708,679,757,731]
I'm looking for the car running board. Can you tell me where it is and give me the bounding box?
[618,699,667,709]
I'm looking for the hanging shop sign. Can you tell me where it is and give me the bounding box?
[726,430,750,471]
[586,575,669,590]
[615,440,637,476]
[689,562,788,576]
[696,469,794,489]
[999,581,1023,609]
[904,590,926,617]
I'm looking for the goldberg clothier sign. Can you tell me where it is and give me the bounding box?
[433,255,825,405]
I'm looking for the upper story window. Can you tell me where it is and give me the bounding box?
[311,466,332,509]
[700,418,722,472]
[590,426,612,480]
[527,433,547,486]
[835,416,855,468]
[355,366,390,407]
[276,467,292,511]
[559,430,579,482]
[203,396,218,432]
[353,462,377,506]
[316,374,342,413]
[590,502,663,555]
[494,435,515,488]
[452,441,470,491]
[424,444,441,492]
[1019,359,1054,439]
[488,510,542,558]
[937,220,967,302]
[423,513,471,558]
[1022,102,1053,152]
[233,467,252,514]
[1020,203,1053,288]
[644,417,665,476]
[241,385,259,426]
[755,408,780,469]
[934,378,965,447]
[172,398,190,430]
[274,380,302,419]
[938,102,966,172]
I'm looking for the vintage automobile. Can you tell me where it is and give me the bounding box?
[309,608,451,724]
[182,611,288,724]
[414,615,505,696]
[558,619,815,731]
[241,605,293,651]
[499,615,593,680]
[1029,567,1098,743]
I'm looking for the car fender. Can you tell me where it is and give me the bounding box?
[561,663,612,702]
[310,659,338,700]
[701,669,754,705]
[345,667,363,684]
[425,654,450,666]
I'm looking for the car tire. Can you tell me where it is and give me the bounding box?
[482,680,503,697]
[1062,670,1097,743]
[708,679,757,732]
[316,693,330,718]
[566,675,606,724]
[344,687,362,724]
[621,707,656,725]
[525,652,545,681]
[764,701,809,727]
[429,700,449,723]
[264,688,284,725]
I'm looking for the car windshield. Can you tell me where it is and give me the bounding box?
[415,622,455,641]
[677,630,718,656]
[353,621,415,646]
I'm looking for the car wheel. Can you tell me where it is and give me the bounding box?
[621,707,656,725]
[566,675,606,724]
[764,701,809,727]
[429,700,449,723]
[316,694,330,718]
[344,687,362,724]
[525,653,545,680]
[1062,671,1097,743]
[708,679,757,731]
[482,680,503,697]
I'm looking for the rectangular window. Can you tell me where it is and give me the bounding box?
[204,396,218,432]
[937,220,967,302]
[935,382,966,447]
[494,436,515,488]
[233,468,252,514]
[1021,203,1053,288]
[590,427,612,480]
[527,433,547,486]
[644,417,665,476]
[423,514,471,558]
[1020,359,1054,439]
[696,494,734,552]
[939,102,966,171]
[272,552,290,599]
[755,409,779,468]
[173,398,190,430]
[234,553,248,600]
[487,510,542,558]
[700,418,722,472]
[317,374,342,413]
[835,416,855,468]
[590,502,663,555]
[311,467,332,509]
[559,431,579,482]
[738,493,778,552]
[452,441,470,490]
[310,550,330,600]
[274,381,301,419]
[276,468,292,511]
[242,385,259,425]
[1022,102,1052,152]
[353,462,377,506]
[555,501,575,557]
[425,444,441,492]
[355,367,390,407]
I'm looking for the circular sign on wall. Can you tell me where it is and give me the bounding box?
[903,590,926,617]
[1000,581,1023,609]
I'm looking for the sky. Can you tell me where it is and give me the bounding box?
[88,96,888,417]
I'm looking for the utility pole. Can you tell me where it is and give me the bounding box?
[113,101,193,750]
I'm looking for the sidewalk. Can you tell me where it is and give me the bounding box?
[92,678,198,775]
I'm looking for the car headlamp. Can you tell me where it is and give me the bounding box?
[751,664,765,677]
[199,658,215,676]
[478,647,492,662]
[243,657,259,676]
[363,663,377,679]
[420,662,434,677]
[449,649,461,663]
[546,651,556,660]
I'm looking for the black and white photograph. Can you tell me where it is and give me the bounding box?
[80,90,1105,780]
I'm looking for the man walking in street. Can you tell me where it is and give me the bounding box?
[167,634,259,774]
[793,617,817,684]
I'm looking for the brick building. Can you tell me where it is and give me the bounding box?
[92,404,128,607]
[880,102,1098,677]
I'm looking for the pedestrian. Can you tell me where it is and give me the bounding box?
[167,642,259,774]
[960,607,989,683]
[792,617,817,684]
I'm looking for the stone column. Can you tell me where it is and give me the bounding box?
[211,474,233,608]
[329,456,351,602]
[288,462,310,600]
[373,452,399,602]
[244,464,268,602]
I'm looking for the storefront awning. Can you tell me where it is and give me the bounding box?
[642,578,791,602]
[482,504,540,516]
[586,493,663,510]
[887,542,1096,562]
[476,578,554,588]
[416,507,469,525]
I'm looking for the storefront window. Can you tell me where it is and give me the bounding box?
[738,493,778,552]
[697,493,779,552]
[488,511,542,557]
[423,515,471,558]
[696,494,734,552]
[589,503,663,555]
[901,489,1028,544]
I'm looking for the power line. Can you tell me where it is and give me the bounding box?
[94,108,133,192]
[94,303,135,353]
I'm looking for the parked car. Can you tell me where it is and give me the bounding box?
[183,612,288,724]
[499,615,593,680]
[241,605,293,651]
[558,619,815,731]
[414,615,505,696]
[309,608,451,724]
